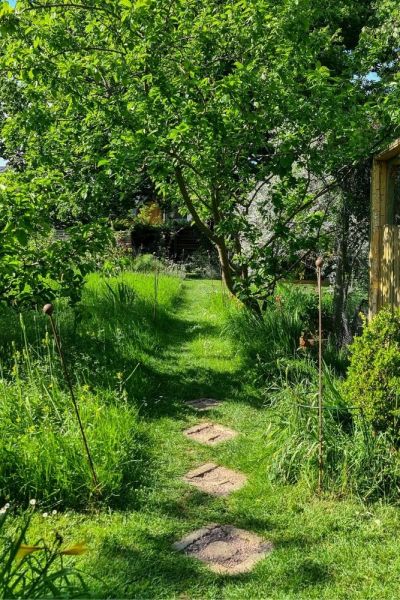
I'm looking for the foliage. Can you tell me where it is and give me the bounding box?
[18,277,400,600]
[136,203,163,226]
[130,253,164,274]
[0,507,88,599]
[0,347,146,508]
[225,283,337,383]
[358,0,400,135]
[0,169,113,307]
[0,272,183,508]
[224,284,400,500]
[0,0,381,310]
[267,375,400,502]
[343,308,400,436]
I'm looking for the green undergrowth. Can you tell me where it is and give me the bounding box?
[2,276,400,598]
[224,284,400,502]
[0,272,183,508]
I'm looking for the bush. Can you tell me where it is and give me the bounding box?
[343,308,400,437]
[131,253,164,273]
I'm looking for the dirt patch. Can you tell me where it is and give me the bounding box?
[185,398,222,411]
[183,422,238,446]
[173,524,273,574]
[184,463,247,496]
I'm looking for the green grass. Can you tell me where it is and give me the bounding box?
[3,275,400,598]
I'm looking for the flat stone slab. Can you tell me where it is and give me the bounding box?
[185,398,222,411]
[183,422,238,446]
[184,463,247,497]
[173,524,273,574]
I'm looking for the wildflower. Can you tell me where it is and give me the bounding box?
[42,512,48,518]
[116,372,123,380]
[60,543,87,555]
[29,499,37,506]
[52,509,57,515]
[16,544,44,560]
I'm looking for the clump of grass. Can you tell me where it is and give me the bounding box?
[224,282,400,501]
[0,361,147,508]
[224,283,332,384]
[267,370,400,502]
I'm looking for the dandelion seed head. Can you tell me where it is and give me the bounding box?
[29,499,37,506]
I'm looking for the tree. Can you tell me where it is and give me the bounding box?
[0,0,382,309]
[331,160,371,346]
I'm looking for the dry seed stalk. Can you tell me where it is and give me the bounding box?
[43,303,99,491]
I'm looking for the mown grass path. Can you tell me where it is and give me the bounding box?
[39,279,400,599]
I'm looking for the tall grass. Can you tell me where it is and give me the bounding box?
[225,283,400,502]
[225,283,339,384]
[267,373,400,502]
[0,272,183,509]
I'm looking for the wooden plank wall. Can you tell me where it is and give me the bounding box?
[381,225,400,311]
[369,160,386,316]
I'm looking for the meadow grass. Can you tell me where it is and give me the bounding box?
[3,276,400,598]
[0,272,183,508]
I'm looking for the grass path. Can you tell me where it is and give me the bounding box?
[36,279,400,598]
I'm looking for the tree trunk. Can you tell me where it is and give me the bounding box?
[174,165,261,314]
[216,241,234,292]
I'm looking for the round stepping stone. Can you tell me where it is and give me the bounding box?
[183,422,238,446]
[184,463,247,496]
[173,524,273,575]
[185,398,221,411]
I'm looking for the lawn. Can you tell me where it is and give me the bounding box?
[3,274,400,599]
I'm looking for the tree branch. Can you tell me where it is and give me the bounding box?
[20,3,115,15]
[174,166,218,244]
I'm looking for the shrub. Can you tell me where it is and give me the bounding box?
[343,308,400,437]
[130,253,162,273]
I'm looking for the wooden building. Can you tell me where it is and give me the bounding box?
[370,139,400,316]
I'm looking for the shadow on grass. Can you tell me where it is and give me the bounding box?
[0,277,263,512]
[90,520,333,599]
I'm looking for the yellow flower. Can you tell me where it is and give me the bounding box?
[16,544,44,560]
[60,543,87,556]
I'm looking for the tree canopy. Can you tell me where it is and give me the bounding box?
[0,0,394,307]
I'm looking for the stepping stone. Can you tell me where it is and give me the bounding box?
[183,422,238,446]
[185,398,221,411]
[173,524,273,575]
[184,463,246,497]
